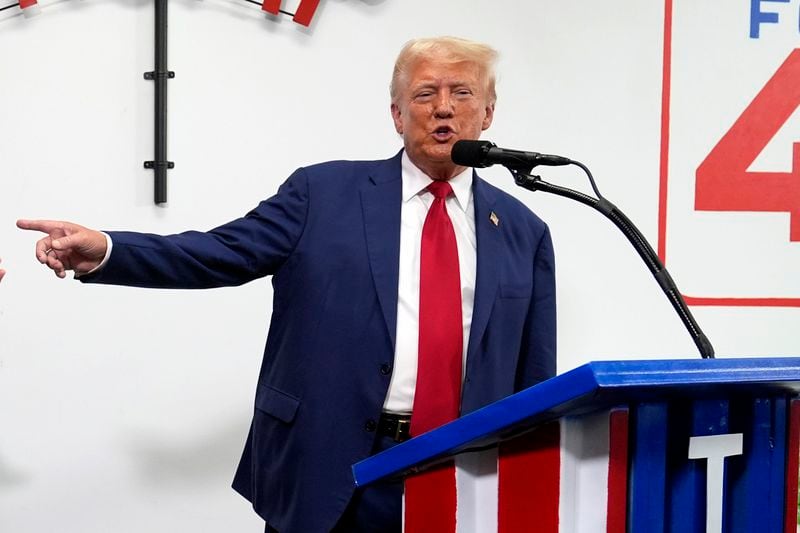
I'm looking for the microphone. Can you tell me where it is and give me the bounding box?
[451,140,572,170]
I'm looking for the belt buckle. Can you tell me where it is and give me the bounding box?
[395,417,410,442]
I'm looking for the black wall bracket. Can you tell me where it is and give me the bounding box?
[143,71,175,80]
[143,0,174,205]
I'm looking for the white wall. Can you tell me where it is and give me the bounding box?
[0,0,797,531]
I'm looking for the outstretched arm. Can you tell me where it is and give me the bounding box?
[16,168,310,288]
[16,219,108,278]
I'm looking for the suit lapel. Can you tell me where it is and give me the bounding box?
[360,161,501,359]
[467,175,501,365]
[361,152,403,350]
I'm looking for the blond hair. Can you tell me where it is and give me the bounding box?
[390,36,498,104]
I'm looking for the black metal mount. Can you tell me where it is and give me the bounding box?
[143,71,175,80]
[510,165,715,359]
[143,160,175,169]
[143,0,174,205]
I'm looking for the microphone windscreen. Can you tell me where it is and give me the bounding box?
[451,140,494,167]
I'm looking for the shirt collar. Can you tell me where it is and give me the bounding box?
[401,150,473,212]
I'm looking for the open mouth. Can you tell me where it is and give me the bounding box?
[432,126,455,141]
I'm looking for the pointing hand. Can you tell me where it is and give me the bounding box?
[17,219,107,278]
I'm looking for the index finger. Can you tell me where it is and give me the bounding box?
[17,219,64,234]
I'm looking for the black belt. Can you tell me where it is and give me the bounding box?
[378,413,412,443]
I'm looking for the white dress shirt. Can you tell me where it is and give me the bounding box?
[382,152,477,414]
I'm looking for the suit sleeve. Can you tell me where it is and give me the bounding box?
[81,168,310,289]
[515,223,557,390]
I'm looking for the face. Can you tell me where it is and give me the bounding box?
[391,55,495,180]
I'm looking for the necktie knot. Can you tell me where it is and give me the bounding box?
[427,181,453,200]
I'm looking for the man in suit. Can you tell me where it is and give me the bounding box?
[18,36,556,532]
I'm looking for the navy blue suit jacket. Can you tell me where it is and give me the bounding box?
[82,151,556,532]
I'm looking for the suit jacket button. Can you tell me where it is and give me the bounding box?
[380,363,391,375]
[365,419,377,432]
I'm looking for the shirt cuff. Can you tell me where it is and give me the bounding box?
[75,232,113,278]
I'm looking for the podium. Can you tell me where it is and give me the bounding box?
[352,358,800,533]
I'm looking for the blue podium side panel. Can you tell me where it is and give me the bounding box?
[668,400,730,533]
[629,395,791,533]
[629,402,669,533]
[726,396,788,533]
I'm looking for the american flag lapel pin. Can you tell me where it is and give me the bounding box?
[489,211,499,227]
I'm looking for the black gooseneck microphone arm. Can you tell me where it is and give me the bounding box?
[510,160,715,359]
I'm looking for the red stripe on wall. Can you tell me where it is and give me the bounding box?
[293,0,320,26]
[683,296,800,308]
[783,399,800,533]
[404,461,457,533]
[260,0,281,14]
[498,422,560,533]
[606,409,630,533]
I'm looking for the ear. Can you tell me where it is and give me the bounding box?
[481,102,495,131]
[390,103,404,135]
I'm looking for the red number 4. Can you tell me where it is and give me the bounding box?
[695,48,800,241]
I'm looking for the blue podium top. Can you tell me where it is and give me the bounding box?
[352,357,800,486]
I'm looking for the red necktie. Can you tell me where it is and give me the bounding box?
[405,180,462,532]
[411,180,463,434]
